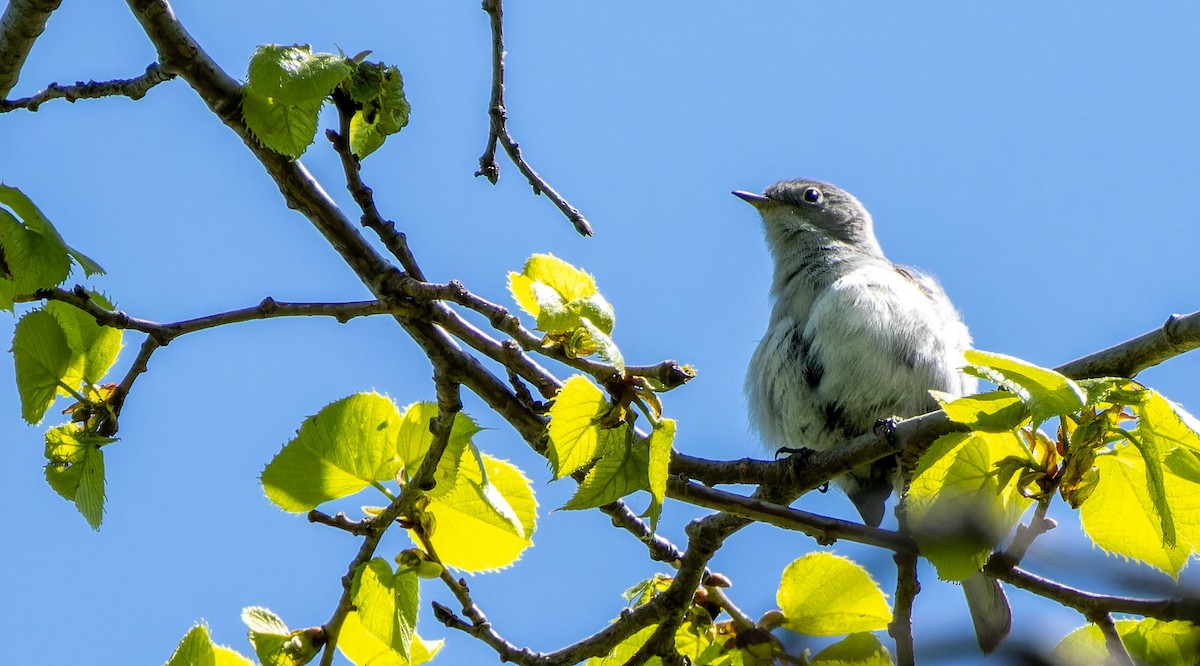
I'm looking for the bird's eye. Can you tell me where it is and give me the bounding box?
[802,187,823,204]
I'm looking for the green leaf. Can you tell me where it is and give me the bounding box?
[0,185,77,301]
[507,254,607,334]
[812,632,894,665]
[546,375,610,479]
[46,293,123,387]
[1052,618,1200,666]
[585,623,662,666]
[1080,443,1199,577]
[905,431,1034,581]
[352,558,419,661]
[561,426,643,511]
[44,424,111,529]
[644,419,675,532]
[571,293,616,336]
[394,402,482,497]
[930,389,1029,432]
[580,317,624,372]
[419,454,537,573]
[12,309,73,423]
[776,552,891,636]
[241,607,323,666]
[337,612,442,666]
[348,62,410,159]
[261,393,404,512]
[246,44,352,105]
[165,624,255,666]
[522,253,598,303]
[242,86,324,159]
[963,350,1085,426]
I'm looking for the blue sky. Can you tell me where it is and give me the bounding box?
[2,2,1199,664]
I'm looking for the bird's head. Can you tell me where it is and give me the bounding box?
[733,179,884,258]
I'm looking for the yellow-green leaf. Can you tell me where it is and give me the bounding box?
[776,553,891,636]
[905,431,1034,581]
[1052,618,1200,666]
[547,375,609,479]
[261,393,404,512]
[242,84,324,159]
[337,612,442,666]
[394,402,482,497]
[644,419,675,532]
[812,632,894,665]
[240,607,322,666]
[352,558,419,661]
[420,454,536,572]
[561,426,643,511]
[46,294,123,388]
[1080,443,1197,577]
[585,623,661,666]
[165,624,254,666]
[523,253,597,303]
[964,350,1085,426]
[44,424,110,530]
[930,389,1029,433]
[12,309,73,423]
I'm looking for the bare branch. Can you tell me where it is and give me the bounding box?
[474,0,592,237]
[1,62,175,112]
[0,0,62,98]
[1093,614,1135,666]
[1055,310,1200,379]
[890,552,919,666]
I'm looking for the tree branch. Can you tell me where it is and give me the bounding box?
[0,0,62,98]
[1055,310,1200,379]
[474,0,592,237]
[0,62,174,112]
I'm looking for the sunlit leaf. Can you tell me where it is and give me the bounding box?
[930,389,1028,433]
[46,293,123,388]
[1052,618,1200,665]
[776,553,891,635]
[561,426,642,511]
[419,454,536,572]
[585,623,661,666]
[337,612,442,666]
[353,558,419,661]
[44,424,111,530]
[348,62,410,159]
[12,309,73,423]
[905,431,1033,581]
[547,375,611,479]
[246,44,352,105]
[261,393,404,512]
[242,87,324,159]
[812,632,894,665]
[165,624,254,666]
[644,419,675,532]
[963,350,1085,426]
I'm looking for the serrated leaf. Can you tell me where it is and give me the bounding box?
[644,419,675,532]
[337,612,442,666]
[352,558,419,661]
[1080,443,1199,577]
[777,553,891,636]
[561,426,642,511]
[246,45,352,105]
[812,632,894,665]
[506,273,540,319]
[546,375,610,479]
[394,402,481,497]
[585,624,661,666]
[571,293,615,335]
[418,454,536,573]
[523,253,597,303]
[165,624,255,666]
[1052,618,1200,666]
[930,389,1029,433]
[242,85,324,159]
[0,185,75,296]
[963,350,1085,426]
[44,424,110,530]
[240,607,321,666]
[12,309,73,423]
[348,62,410,159]
[261,393,404,512]
[46,295,123,388]
[904,431,1033,581]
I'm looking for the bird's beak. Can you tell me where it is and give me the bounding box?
[732,190,770,208]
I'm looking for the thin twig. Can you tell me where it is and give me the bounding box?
[1,62,175,112]
[890,552,919,666]
[1093,613,1135,666]
[1055,310,1200,379]
[474,0,592,236]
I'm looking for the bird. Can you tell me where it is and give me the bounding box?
[735,178,1009,652]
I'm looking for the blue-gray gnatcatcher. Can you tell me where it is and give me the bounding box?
[735,179,1009,652]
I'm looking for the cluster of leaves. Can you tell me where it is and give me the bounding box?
[509,253,687,531]
[907,350,1200,658]
[593,553,894,665]
[2,185,119,529]
[241,44,410,159]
